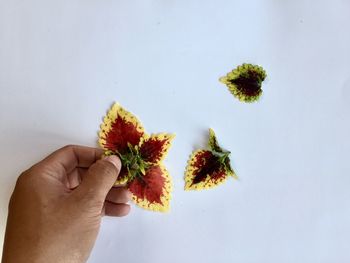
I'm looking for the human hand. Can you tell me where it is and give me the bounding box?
[2,145,131,263]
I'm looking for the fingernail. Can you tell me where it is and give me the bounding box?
[126,190,132,199]
[103,155,121,170]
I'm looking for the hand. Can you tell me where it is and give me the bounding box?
[2,145,131,263]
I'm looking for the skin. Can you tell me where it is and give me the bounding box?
[1,145,131,263]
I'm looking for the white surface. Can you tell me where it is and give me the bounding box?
[1,0,350,262]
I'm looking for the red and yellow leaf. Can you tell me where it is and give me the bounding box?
[99,103,146,154]
[140,133,175,165]
[184,150,229,190]
[128,165,172,212]
[219,63,266,103]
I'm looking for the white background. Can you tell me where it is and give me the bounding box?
[1,1,350,262]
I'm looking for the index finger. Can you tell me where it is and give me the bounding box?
[40,145,104,174]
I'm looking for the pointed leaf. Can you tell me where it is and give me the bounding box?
[99,103,145,154]
[140,133,175,164]
[128,165,172,212]
[184,150,229,190]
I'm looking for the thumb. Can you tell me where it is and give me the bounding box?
[76,155,121,203]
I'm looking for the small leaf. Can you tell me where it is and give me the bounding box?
[184,129,237,191]
[184,150,229,190]
[220,63,267,103]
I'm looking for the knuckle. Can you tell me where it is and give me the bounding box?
[10,169,39,208]
[15,165,44,191]
[61,144,76,151]
[16,170,33,187]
